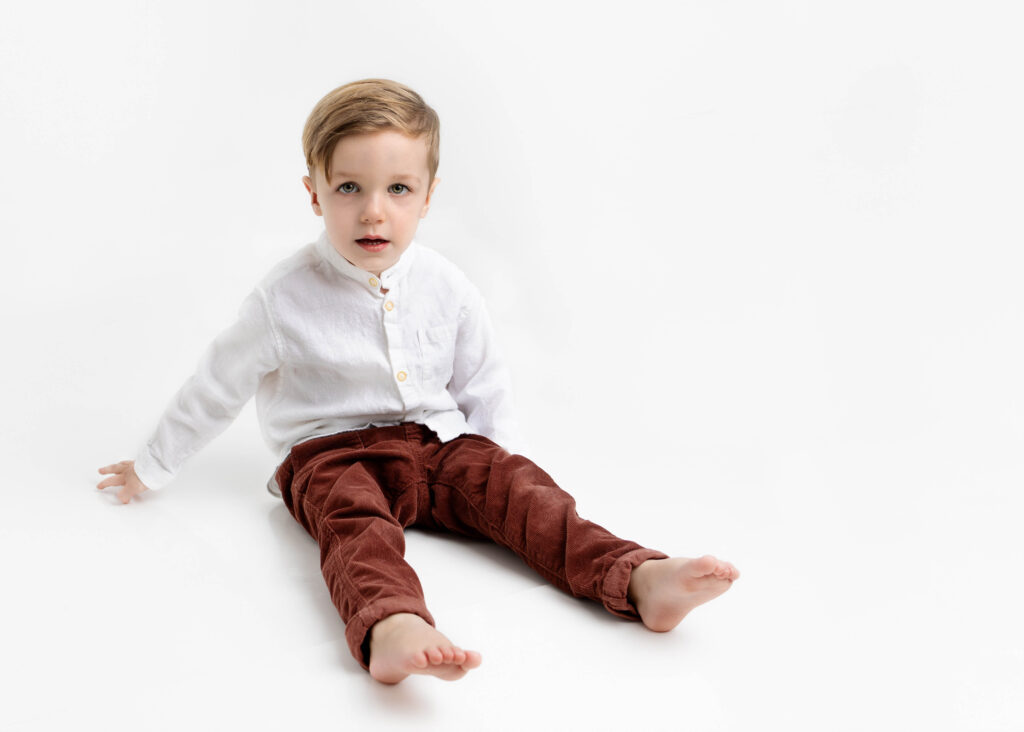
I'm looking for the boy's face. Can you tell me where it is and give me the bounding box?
[303,131,439,277]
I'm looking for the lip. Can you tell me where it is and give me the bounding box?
[356,236,390,252]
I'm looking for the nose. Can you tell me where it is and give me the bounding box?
[360,192,385,224]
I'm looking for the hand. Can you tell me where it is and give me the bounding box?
[96,460,150,504]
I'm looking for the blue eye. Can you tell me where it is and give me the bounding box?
[337,182,358,193]
[388,183,409,195]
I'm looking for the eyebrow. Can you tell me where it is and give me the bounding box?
[330,171,423,185]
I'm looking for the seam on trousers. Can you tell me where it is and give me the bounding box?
[407,430,430,519]
[301,493,375,607]
[322,529,376,606]
[290,451,340,496]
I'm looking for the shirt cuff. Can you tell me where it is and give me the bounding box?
[133,447,175,491]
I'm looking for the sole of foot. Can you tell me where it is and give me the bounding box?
[631,555,740,632]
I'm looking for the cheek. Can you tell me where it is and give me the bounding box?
[393,204,419,227]
[322,200,354,221]
[400,213,423,233]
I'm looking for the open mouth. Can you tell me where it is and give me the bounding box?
[356,237,390,252]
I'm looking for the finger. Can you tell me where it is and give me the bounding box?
[96,475,125,490]
[98,462,127,475]
[117,485,134,504]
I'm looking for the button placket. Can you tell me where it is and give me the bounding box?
[380,286,411,399]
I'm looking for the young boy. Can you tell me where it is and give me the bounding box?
[97,79,740,685]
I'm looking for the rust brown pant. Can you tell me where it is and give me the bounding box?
[274,423,667,670]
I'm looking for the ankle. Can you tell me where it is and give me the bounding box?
[372,612,423,638]
[627,559,657,607]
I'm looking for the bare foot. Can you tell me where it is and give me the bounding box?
[367,613,482,684]
[628,555,740,632]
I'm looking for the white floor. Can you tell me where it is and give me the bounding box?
[3,377,1022,731]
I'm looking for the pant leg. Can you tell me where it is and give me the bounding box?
[276,428,435,670]
[423,432,668,619]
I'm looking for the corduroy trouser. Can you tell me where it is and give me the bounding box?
[274,422,667,669]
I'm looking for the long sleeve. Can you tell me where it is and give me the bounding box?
[134,288,283,490]
[445,287,528,455]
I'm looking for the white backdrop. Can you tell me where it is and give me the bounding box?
[2,1,1022,730]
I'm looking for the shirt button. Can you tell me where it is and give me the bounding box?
[384,301,395,312]
[396,370,408,382]
[369,277,379,288]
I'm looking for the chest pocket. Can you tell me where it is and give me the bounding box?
[416,323,457,389]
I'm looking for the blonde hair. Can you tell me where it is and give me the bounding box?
[302,78,440,184]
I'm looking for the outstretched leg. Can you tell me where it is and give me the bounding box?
[426,434,669,619]
[277,429,481,683]
[426,434,740,625]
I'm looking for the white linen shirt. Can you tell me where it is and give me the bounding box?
[133,232,524,493]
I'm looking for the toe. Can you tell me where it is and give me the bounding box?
[437,666,468,681]
[692,555,718,575]
[441,646,455,663]
[463,650,483,669]
[410,651,429,669]
[716,561,738,580]
[426,647,444,665]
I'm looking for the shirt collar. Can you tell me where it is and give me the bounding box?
[315,230,418,290]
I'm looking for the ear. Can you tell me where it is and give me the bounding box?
[420,177,441,218]
[303,175,322,216]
